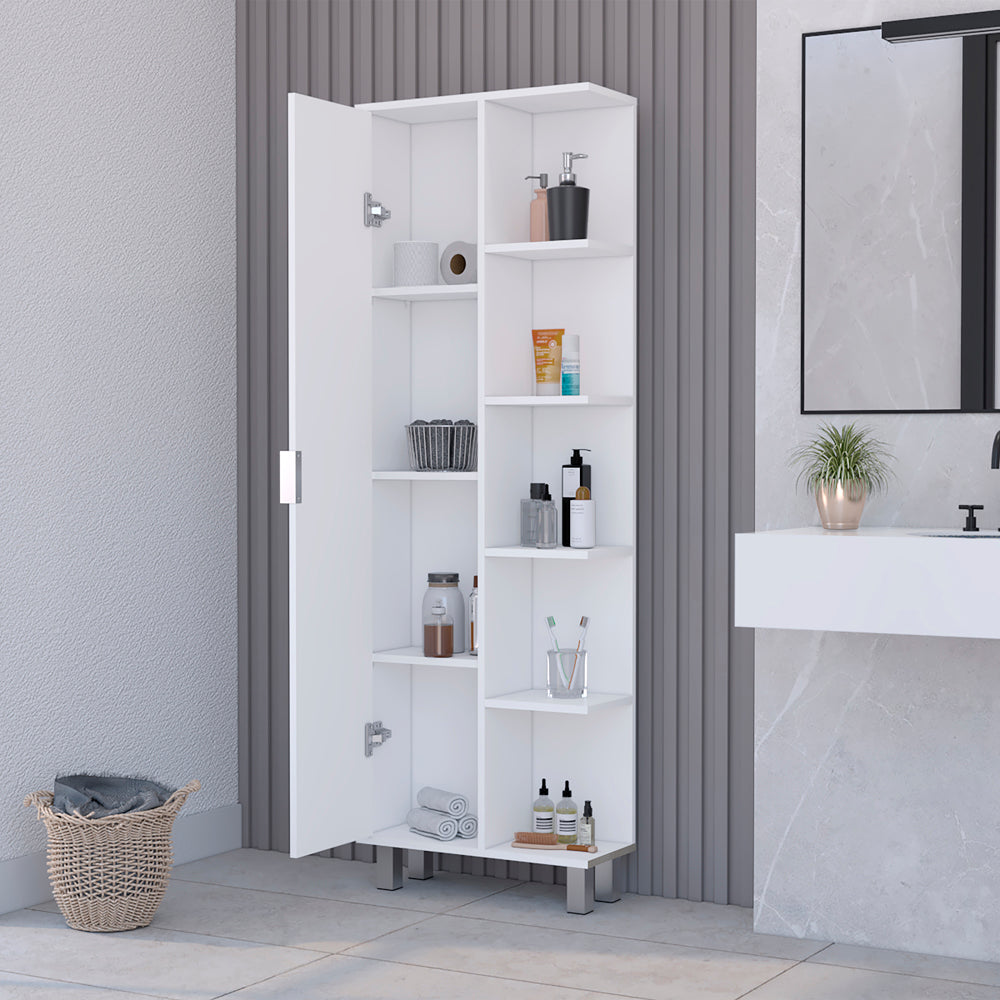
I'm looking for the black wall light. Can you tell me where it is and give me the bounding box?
[882,9,1000,43]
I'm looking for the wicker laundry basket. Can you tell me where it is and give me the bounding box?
[23,779,200,932]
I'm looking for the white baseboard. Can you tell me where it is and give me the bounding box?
[0,802,242,916]
[171,803,242,865]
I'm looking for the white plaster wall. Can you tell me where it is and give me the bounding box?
[757,0,1000,961]
[0,1,237,862]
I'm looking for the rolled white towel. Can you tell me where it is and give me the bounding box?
[457,814,478,838]
[406,807,458,840]
[409,827,453,841]
[416,786,468,817]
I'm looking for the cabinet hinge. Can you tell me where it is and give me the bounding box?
[365,720,392,757]
[364,191,391,228]
[279,450,301,504]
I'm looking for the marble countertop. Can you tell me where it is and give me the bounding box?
[741,526,1000,537]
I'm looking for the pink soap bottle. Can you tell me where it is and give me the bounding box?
[524,173,549,241]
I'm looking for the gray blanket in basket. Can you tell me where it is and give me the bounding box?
[53,775,175,817]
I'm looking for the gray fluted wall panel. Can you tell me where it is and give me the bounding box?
[237,0,755,904]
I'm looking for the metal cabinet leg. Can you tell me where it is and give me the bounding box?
[566,867,595,914]
[595,859,621,903]
[407,850,435,880]
[376,845,403,890]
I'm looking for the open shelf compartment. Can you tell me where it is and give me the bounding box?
[371,661,479,842]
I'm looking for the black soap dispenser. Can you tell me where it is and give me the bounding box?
[561,448,591,547]
[547,152,589,240]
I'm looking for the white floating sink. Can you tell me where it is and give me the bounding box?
[736,527,1000,641]
[908,531,1000,539]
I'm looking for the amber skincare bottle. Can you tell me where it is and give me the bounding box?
[468,575,479,655]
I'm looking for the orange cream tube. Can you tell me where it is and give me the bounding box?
[532,328,563,395]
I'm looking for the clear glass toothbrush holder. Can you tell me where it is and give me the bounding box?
[547,650,588,699]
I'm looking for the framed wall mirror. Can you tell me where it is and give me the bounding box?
[801,13,1000,413]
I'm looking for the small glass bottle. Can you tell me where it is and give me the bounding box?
[422,573,466,653]
[524,173,549,241]
[537,491,558,549]
[423,603,454,658]
[578,800,595,846]
[520,482,547,546]
[532,779,554,834]
[468,575,479,656]
[556,780,578,844]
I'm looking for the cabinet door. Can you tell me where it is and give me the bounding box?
[288,94,373,858]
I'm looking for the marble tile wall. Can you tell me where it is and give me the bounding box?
[756,0,1000,961]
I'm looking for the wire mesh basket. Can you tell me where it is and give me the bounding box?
[406,420,477,472]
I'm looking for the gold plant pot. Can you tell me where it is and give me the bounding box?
[815,480,866,530]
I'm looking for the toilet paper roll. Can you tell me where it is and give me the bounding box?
[440,241,477,284]
[394,242,439,286]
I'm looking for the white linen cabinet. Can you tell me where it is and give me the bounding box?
[284,83,636,914]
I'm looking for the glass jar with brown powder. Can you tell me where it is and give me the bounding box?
[423,603,454,658]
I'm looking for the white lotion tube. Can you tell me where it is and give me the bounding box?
[569,499,596,548]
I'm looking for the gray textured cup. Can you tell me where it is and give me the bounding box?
[394,241,439,286]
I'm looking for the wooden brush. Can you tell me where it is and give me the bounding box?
[510,841,598,852]
[514,831,557,845]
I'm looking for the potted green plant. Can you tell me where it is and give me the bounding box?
[789,422,893,530]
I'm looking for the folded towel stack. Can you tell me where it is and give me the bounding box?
[408,786,478,842]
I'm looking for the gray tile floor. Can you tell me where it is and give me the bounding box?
[3,849,1000,999]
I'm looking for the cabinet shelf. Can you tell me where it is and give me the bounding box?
[484,240,633,260]
[373,647,479,668]
[484,545,632,560]
[485,690,633,714]
[485,395,632,407]
[372,284,478,301]
[372,470,478,481]
[358,823,635,869]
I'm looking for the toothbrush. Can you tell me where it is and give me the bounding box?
[545,616,571,687]
[568,616,589,689]
[545,616,561,651]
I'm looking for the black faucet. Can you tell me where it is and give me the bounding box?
[993,430,1000,469]
[960,504,983,531]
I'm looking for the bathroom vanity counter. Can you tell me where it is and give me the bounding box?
[735,527,1000,640]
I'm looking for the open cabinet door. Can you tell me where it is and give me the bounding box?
[287,94,373,858]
